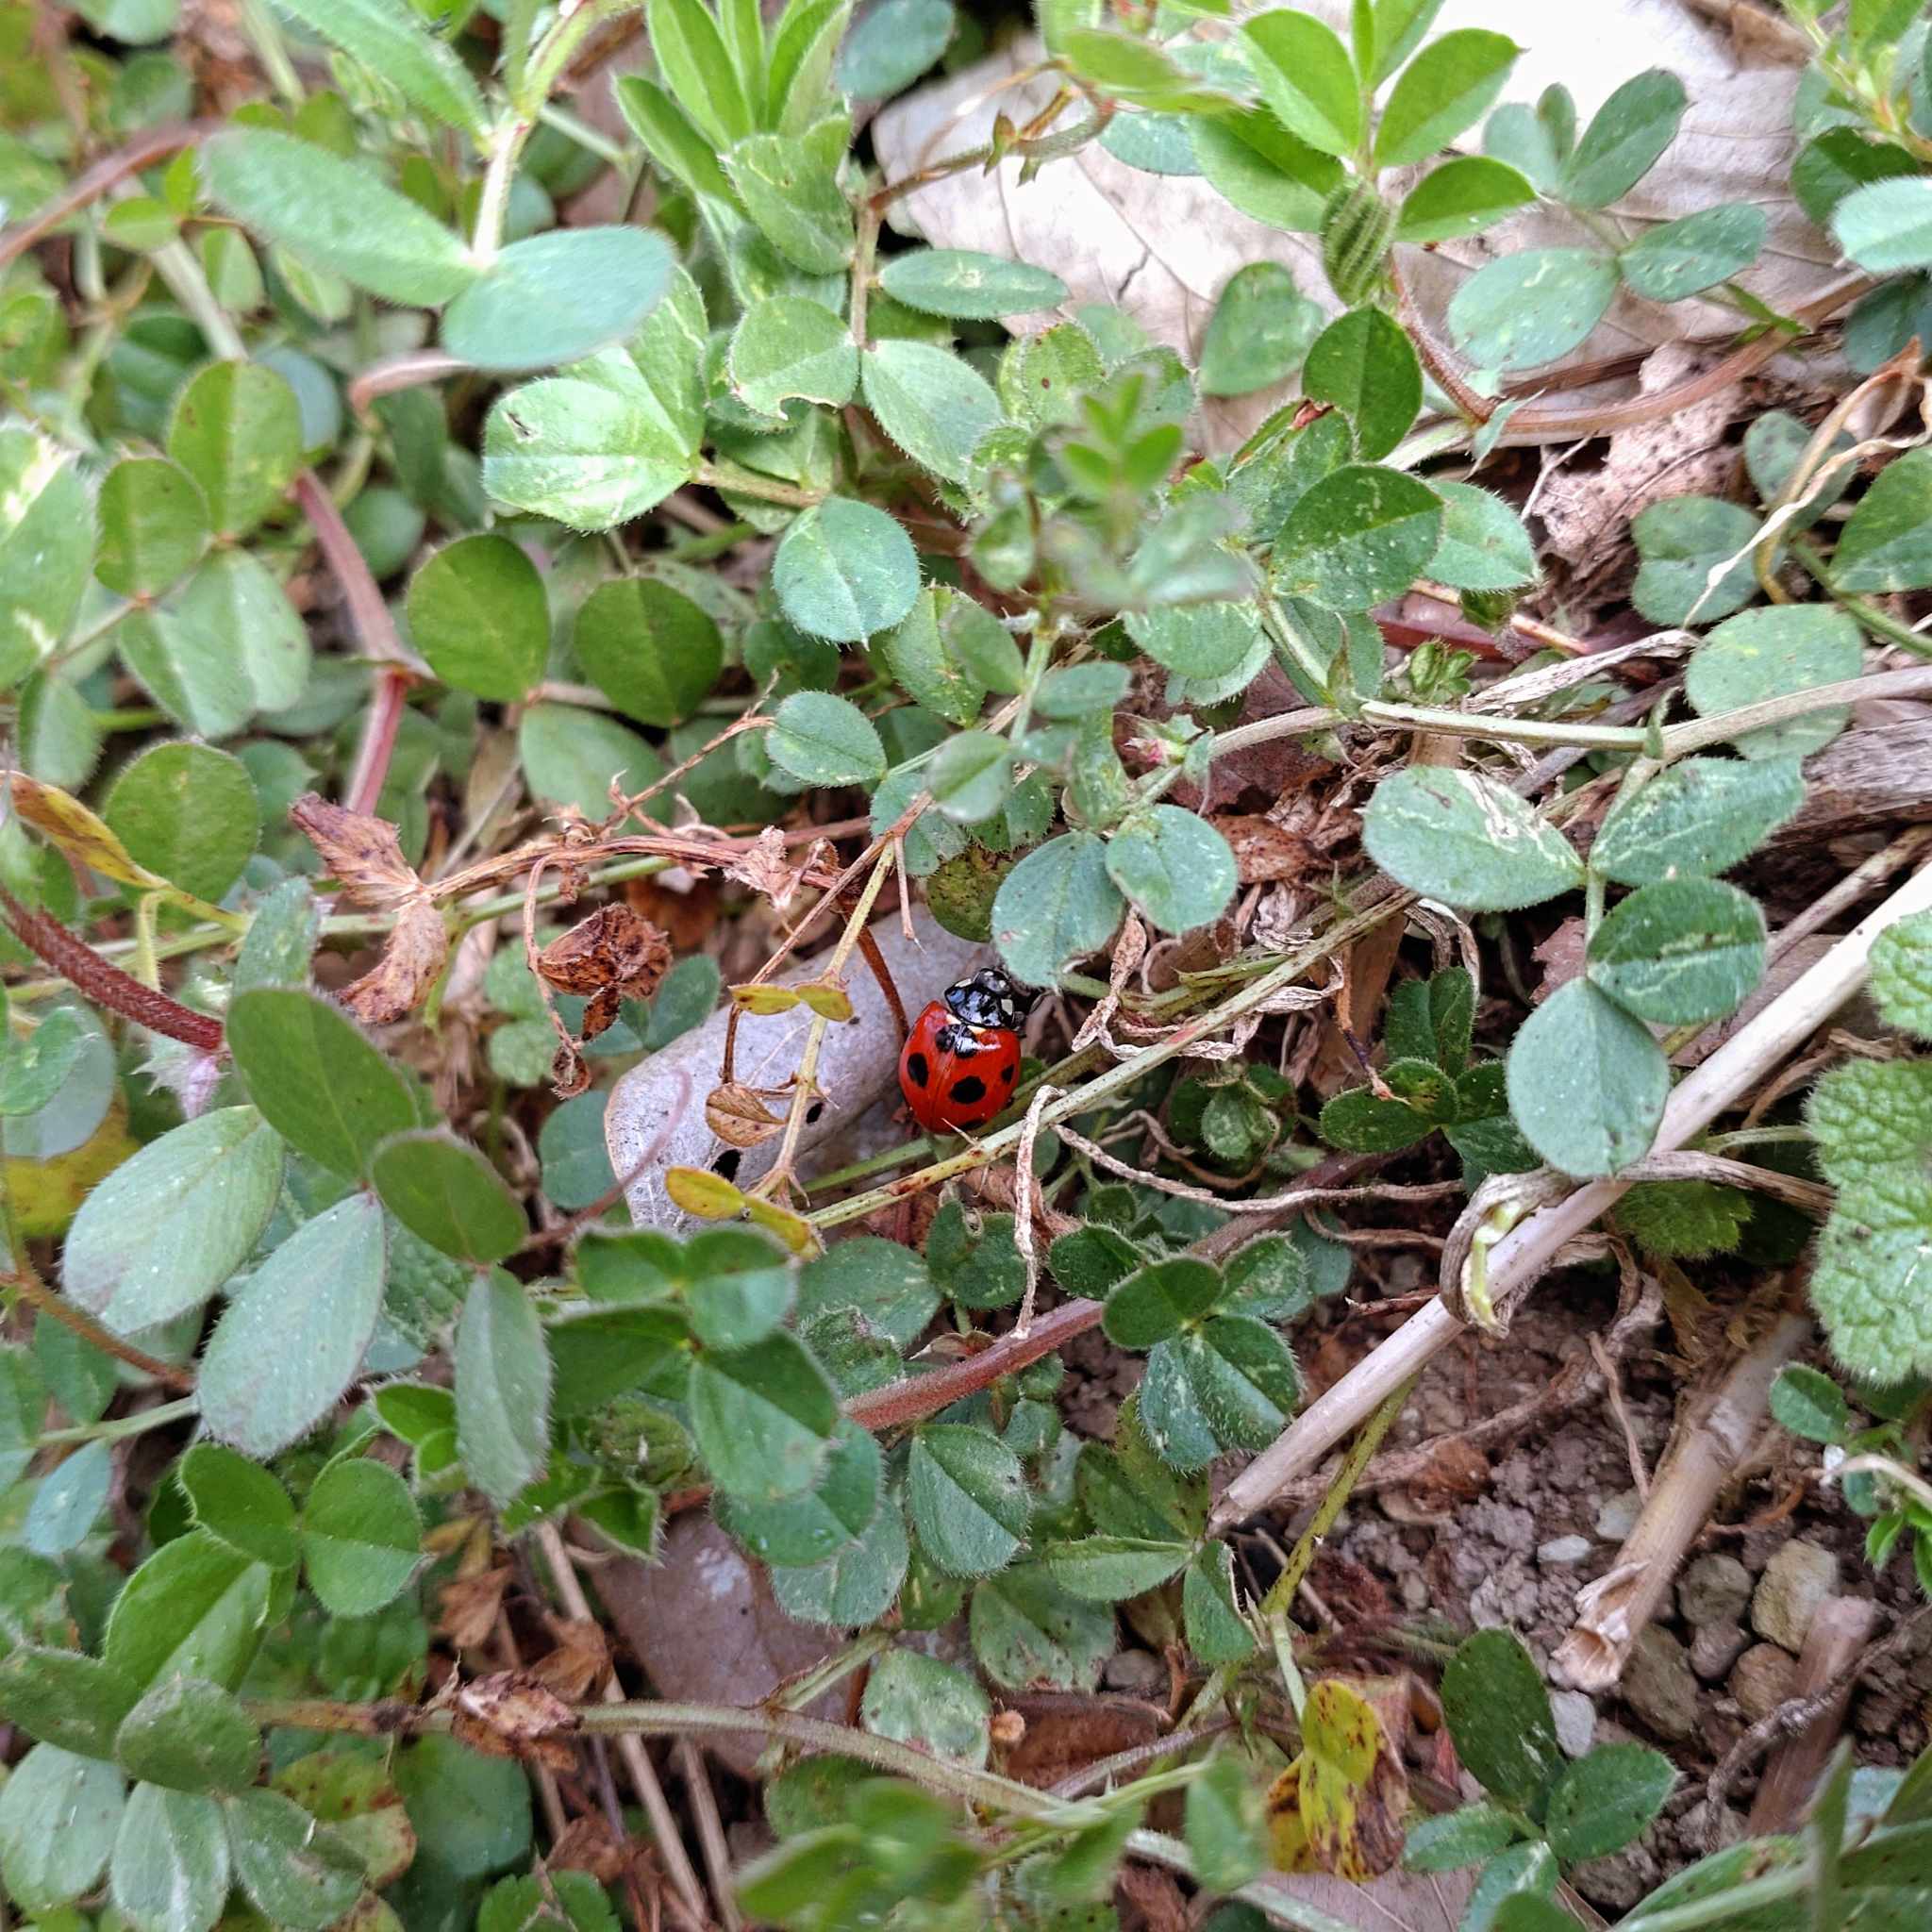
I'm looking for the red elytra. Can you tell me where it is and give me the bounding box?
[897,965,1030,1133]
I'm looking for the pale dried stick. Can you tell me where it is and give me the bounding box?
[1746,1595,1880,1836]
[1208,855,1932,1534]
[532,1523,711,1928]
[675,1738,741,1932]
[1552,1307,1811,1692]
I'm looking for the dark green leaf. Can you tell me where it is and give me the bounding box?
[300,1457,422,1618]
[0,1644,141,1757]
[96,457,208,598]
[1242,9,1361,158]
[716,1419,880,1565]
[1302,306,1421,461]
[768,689,888,786]
[1402,1801,1522,1872]
[1440,1627,1560,1807]
[1141,1316,1299,1471]
[104,741,258,904]
[691,1332,840,1503]
[1374,27,1518,169]
[1833,447,1932,591]
[1629,494,1762,626]
[729,296,858,416]
[1199,261,1324,398]
[1427,480,1537,591]
[105,1530,271,1698]
[724,128,854,275]
[178,1441,299,1571]
[1184,1543,1257,1665]
[1195,108,1342,234]
[520,701,664,820]
[393,1734,531,1880]
[225,987,416,1178]
[405,535,549,702]
[907,1424,1030,1576]
[1543,1742,1675,1862]
[1395,156,1536,243]
[373,1128,525,1265]
[1046,1534,1190,1601]
[1272,463,1443,608]
[457,1269,553,1507]
[970,1562,1117,1690]
[165,360,302,541]
[1769,1363,1853,1445]
[1792,128,1921,228]
[1103,1256,1224,1349]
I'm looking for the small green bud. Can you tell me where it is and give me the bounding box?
[1319,177,1394,308]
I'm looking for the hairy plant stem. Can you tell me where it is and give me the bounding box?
[0,120,221,273]
[38,1394,200,1446]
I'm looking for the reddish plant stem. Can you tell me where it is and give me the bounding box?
[346,350,467,419]
[291,473,418,814]
[0,888,222,1050]
[0,118,222,272]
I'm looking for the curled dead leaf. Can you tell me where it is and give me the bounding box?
[340,895,450,1026]
[550,1038,591,1098]
[724,825,824,911]
[1213,815,1321,886]
[290,792,424,911]
[452,1670,578,1768]
[538,906,672,1040]
[531,1616,611,1701]
[706,1081,789,1149]
[436,1565,511,1650]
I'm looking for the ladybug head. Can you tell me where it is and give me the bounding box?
[942,964,1031,1031]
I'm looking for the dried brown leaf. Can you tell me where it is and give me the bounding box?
[291,792,424,911]
[453,1670,578,1765]
[724,826,823,912]
[340,894,450,1025]
[705,1081,788,1149]
[538,906,672,1004]
[437,1566,511,1650]
[532,1616,611,1701]
[1213,815,1321,886]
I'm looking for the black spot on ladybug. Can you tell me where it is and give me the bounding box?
[1001,1063,1015,1082]
[906,1051,929,1087]
[711,1148,741,1181]
[950,1075,988,1106]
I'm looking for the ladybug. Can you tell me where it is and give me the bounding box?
[899,966,1030,1133]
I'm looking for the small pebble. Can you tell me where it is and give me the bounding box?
[1731,1641,1798,1723]
[1678,1553,1753,1629]
[1690,1619,1749,1684]
[1539,1534,1591,1565]
[1574,1844,1661,1911]
[1751,1541,1839,1653]
[1101,1649,1167,1697]
[1596,1489,1642,1541]
[1622,1626,1700,1742]
[1552,1689,1596,1758]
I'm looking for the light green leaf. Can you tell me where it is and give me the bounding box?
[881,587,987,725]
[519,701,663,821]
[405,534,549,702]
[1103,1256,1223,1350]
[991,830,1125,988]
[165,360,302,541]
[1374,27,1518,169]
[104,1530,272,1696]
[200,129,475,306]
[1403,1801,1523,1873]
[928,728,1013,823]
[102,740,258,906]
[971,1561,1115,1690]
[836,0,951,97]
[797,1234,938,1347]
[691,1332,840,1502]
[1586,877,1765,1026]
[1428,480,1537,591]
[1363,766,1582,911]
[1105,807,1238,935]
[1125,600,1263,679]
[23,1436,110,1555]
[768,689,888,786]
[1557,69,1687,208]
[0,1745,123,1914]
[1395,155,1535,243]
[443,228,675,374]
[225,1787,364,1929]
[1619,204,1766,302]
[96,457,208,599]
[860,339,1002,484]
[1242,9,1361,158]
[1834,175,1932,272]
[1141,1315,1300,1471]
[225,987,416,1179]
[115,1675,260,1793]
[908,1424,1030,1575]
[1872,910,1932,1041]
[1446,248,1619,371]
[1590,755,1805,887]
[199,1193,389,1459]
[729,296,858,415]
[1046,1534,1190,1601]
[1198,261,1323,398]
[457,1269,553,1507]
[1832,447,1932,591]
[1187,1747,1266,1894]
[648,0,756,146]
[1687,604,1863,758]
[769,1490,910,1626]
[372,1129,525,1266]
[0,428,92,690]
[1184,1543,1256,1665]
[765,0,845,132]
[272,0,487,135]
[1505,978,1668,1178]
[773,497,919,641]
[574,575,724,727]
[1302,306,1421,461]
[300,1457,423,1617]
[179,1441,299,1571]
[62,1106,284,1335]
[1271,463,1443,608]
[172,547,312,717]
[1195,108,1342,234]
[482,376,692,530]
[860,1649,990,1765]
[112,1784,228,1932]
[877,247,1065,319]
[724,128,854,275]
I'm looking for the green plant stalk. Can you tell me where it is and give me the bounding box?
[1790,536,1932,658]
[238,0,305,104]
[808,890,1410,1228]
[691,460,827,508]
[38,1394,200,1446]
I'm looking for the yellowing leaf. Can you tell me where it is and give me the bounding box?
[665,1166,748,1218]
[1267,1677,1408,1881]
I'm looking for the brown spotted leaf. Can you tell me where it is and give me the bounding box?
[1267,1677,1408,1881]
[706,1082,788,1149]
[340,895,450,1026]
[290,792,424,912]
